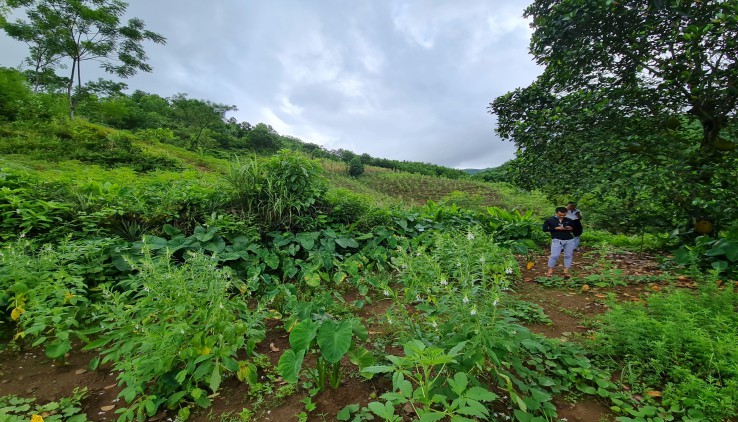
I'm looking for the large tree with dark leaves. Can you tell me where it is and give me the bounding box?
[491,0,738,233]
[1,0,166,118]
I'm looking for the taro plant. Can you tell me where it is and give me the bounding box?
[277,315,374,391]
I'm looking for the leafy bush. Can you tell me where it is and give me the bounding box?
[593,283,738,421]
[348,156,364,177]
[674,233,738,277]
[1,238,117,358]
[84,251,268,421]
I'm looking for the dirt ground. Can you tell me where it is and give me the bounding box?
[0,246,678,421]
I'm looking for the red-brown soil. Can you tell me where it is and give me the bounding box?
[0,246,678,421]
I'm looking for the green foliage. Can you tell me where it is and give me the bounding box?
[379,228,618,420]
[277,316,372,391]
[0,171,73,242]
[362,341,498,421]
[0,238,117,357]
[347,156,364,177]
[674,233,738,277]
[83,251,267,421]
[0,388,88,421]
[224,151,327,232]
[594,283,738,421]
[486,206,546,251]
[2,0,166,117]
[0,67,31,121]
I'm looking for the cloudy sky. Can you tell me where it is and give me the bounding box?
[0,1,542,169]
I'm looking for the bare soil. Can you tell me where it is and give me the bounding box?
[0,246,677,421]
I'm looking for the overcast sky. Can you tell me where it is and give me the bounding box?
[0,1,542,169]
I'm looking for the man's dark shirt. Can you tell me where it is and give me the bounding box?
[543,216,576,240]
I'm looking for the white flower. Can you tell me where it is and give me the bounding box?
[387,318,393,325]
[19,233,26,238]
[431,320,437,328]
[143,286,150,292]
[467,232,475,240]
[416,294,422,302]
[180,329,185,334]
[470,307,477,316]
[479,257,486,263]
[440,278,448,286]
[383,290,390,297]
[415,252,421,257]
[505,268,513,275]
[493,299,499,307]
[463,296,470,304]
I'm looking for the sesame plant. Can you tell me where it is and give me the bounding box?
[374,227,618,420]
[82,250,268,421]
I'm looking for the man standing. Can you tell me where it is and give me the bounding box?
[543,206,576,278]
[566,202,583,251]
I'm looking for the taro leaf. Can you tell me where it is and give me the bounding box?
[163,224,181,237]
[265,253,280,269]
[143,235,168,251]
[335,237,359,248]
[296,232,319,250]
[303,272,321,287]
[45,339,71,359]
[277,349,305,384]
[711,260,728,272]
[674,246,693,265]
[202,236,226,253]
[289,319,318,351]
[349,318,369,341]
[317,320,353,364]
[724,241,738,261]
[194,225,217,242]
[348,346,375,377]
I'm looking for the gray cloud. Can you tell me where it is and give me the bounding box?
[0,0,541,169]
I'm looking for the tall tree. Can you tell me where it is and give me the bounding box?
[491,0,738,231]
[169,93,237,150]
[0,0,166,118]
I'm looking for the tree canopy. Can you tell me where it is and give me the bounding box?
[490,0,738,233]
[0,0,166,117]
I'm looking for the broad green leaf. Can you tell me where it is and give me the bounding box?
[303,272,321,287]
[289,319,318,351]
[367,401,395,419]
[209,364,222,392]
[466,386,498,402]
[348,346,375,377]
[337,403,359,421]
[349,318,369,341]
[318,320,353,363]
[45,339,71,359]
[336,237,359,248]
[277,349,305,384]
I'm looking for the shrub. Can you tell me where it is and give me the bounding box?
[348,156,364,177]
